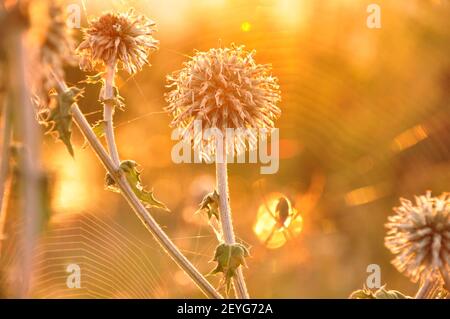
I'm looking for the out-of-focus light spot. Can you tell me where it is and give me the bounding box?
[345,183,388,206]
[189,174,215,198]
[182,205,204,225]
[4,0,18,10]
[241,21,252,32]
[253,193,303,249]
[391,125,428,153]
[258,0,311,29]
[50,151,93,212]
[293,172,325,217]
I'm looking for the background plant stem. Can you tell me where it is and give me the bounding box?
[0,100,12,257]
[439,267,450,293]
[415,278,433,299]
[215,144,250,299]
[7,29,43,298]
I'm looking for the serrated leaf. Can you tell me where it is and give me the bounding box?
[81,120,106,149]
[209,243,250,295]
[349,289,375,299]
[119,160,169,211]
[349,285,411,299]
[45,87,84,156]
[80,72,106,85]
[105,172,119,193]
[196,191,220,220]
[100,85,125,111]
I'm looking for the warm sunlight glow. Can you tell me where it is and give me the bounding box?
[49,151,94,212]
[345,183,388,207]
[241,21,252,32]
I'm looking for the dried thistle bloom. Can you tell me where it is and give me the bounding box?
[385,191,450,284]
[77,9,159,74]
[165,44,281,155]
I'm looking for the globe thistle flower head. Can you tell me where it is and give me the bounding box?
[77,9,159,74]
[165,44,281,156]
[385,191,450,284]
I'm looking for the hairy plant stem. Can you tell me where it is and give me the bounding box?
[103,61,120,165]
[415,278,433,299]
[215,144,250,299]
[0,176,12,258]
[52,75,222,299]
[0,100,12,257]
[440,267,450,293]
[7,28,43,297]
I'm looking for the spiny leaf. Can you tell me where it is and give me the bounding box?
[196,190,220,220]
[80,72,105,85]
[81,120,106,149]
[209,243,250,295]
[45,87,84,156]
[105,172,119,193]
[349,285,411,299]
[100,85,125,110]
[105,160,169,211]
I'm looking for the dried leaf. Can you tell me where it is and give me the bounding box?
[80,72,106,85]
[105,160,169,211]
[45,87,84,156]
[210,243,250,294]
[196,190,220,220]
[100,86,125,110]
[92,120,106,139]
[349,285,411,299]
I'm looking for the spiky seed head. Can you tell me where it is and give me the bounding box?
[77,9,159,74]
[385,191,450,284]
[165,44,281,155]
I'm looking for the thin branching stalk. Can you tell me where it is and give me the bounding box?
[439,267,450,293]
[415,278,433,299]
[215,143,250,299]
[103,60,120,165]
[0,100,12,257]
[0,175,12,258]
[52,74,222,299]
[7,28,43,298]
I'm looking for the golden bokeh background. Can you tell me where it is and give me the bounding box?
[1,0,450,298]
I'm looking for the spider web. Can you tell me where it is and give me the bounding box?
[0,207,223,298]
[30,211,170,298]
